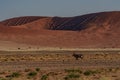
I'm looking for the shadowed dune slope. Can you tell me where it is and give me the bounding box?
[0,11,120,48]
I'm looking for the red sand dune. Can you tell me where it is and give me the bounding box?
[0,11,120,48]
[1,16,47,26]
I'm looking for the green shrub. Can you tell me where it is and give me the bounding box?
[68,73,80,78]
[28,71,37,77]
[83,70,98,76]
[83,71,91,76]
[35,68,40,72]
[41,75,48,80]
[12,72,21,77]
[6,72,21,78]
[64,73,80,80]
[64,76,69,80]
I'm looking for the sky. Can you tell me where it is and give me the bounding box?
[0,0,120,21]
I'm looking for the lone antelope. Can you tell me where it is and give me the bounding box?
[72,53,83,60]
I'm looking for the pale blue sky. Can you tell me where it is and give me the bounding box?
[0,0,120,20]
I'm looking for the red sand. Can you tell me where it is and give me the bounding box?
[0,11,120,48]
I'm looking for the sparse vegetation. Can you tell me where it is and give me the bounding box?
[41,75,48,80]
[6,72,21,78]
[64,73,80,80]
[83,70,99,76]
[0,51,120,80]
[27,71,37,77]
[0,78,6,80]
[35,68,40,72]
[0,68,119,80]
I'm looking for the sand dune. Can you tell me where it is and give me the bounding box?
[0,11,120,50]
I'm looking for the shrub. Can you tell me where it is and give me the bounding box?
[27,71,37,77]
[83,70,98,76]
[83,71,91,76]
[64,73,80,80]
[35,68,40,72]
[41,75,48,80]
[64,76,69,80]
[6,72,21,78]
[65,69,82,73]
[12,72,21,77]
[68,73,80,78]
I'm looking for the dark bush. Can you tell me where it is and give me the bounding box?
[27,71,37,77]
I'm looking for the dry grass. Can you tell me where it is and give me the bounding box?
[0,68,119,80]
[0,50,120,80]
[0,50,120,62]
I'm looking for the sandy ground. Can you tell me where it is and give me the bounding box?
[0,40,120,52]
[0,51,120,71]
[0,46,120,80]
[0,51,120,80]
